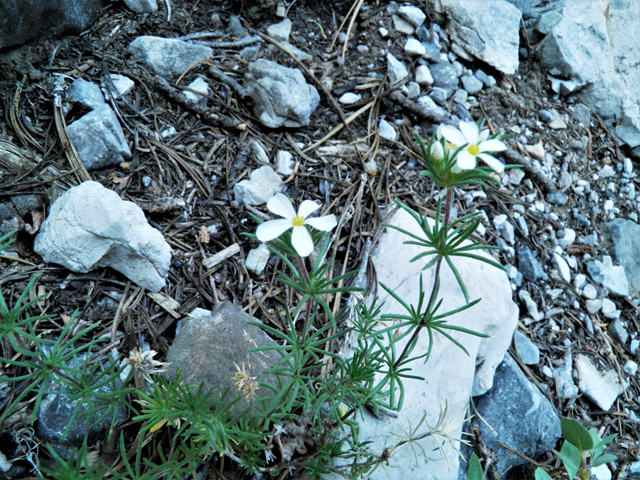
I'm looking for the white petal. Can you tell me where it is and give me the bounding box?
[305,214,337,231]
[291,226,314,257]
[266,193,296,220]
[478,129,490,143]
[478,139,507,152]
[430,141,444,160]
[458,121,479,144]
[478,153,505,173]
[297,200,321,219]
[440,125,467,146]
[455,150,477,170]
[256,219,293,242]
[436,124,445,139]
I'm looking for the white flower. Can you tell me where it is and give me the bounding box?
[440,121,507,173]
[256,193,337,257]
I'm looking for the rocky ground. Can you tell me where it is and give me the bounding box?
[1,0,640,479]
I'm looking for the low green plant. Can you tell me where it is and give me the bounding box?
[535,418,617,480]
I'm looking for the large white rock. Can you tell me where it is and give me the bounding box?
[34,181,172,292]
[428,0,521,75]
[346,208,518,480]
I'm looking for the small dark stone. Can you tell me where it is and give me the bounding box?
[11,195,42,216]
[421,41,441,61]
[454,103,473,122]
[545,192,568,205]
[429,87,449,106]
[0,203,19,222]
[518,247,546,282]
[417,25,429,42]
[430,62,459,90]
[586,261,604,285]
[573,209,591,227]
[538,109,554,124]
[608,318,629,346]
[227,15,246,37]
[519,47,529,59]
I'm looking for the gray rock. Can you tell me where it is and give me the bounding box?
[461,75,483,94]
[233,166,284,205]
[102,74,135,100]
[266,18,292,42]
[67,104,132,170]
[391,15,415,35]
[586,260,605,285]
[538,109,554,123]
[452,89,468,104]
[250,140,270,165]
[406,82,421,99]
[123,0,157,13]
[415,65,434,86]
[505,0,531,19]
[398,5,426,28]
[459,354,561,478]
[518,246,546,282]
[129,36,214,77]
[421,41,442,61]
[11,195,42,216]
[603,219,640,297]
[404,37,426,56]
[68,78,105,110]
[183,77,210,106]
[514,331,540,365]
[429,87,449,106]
[430,62,459,90]
[244,59,320,128]
[576,354,623,411]
[555,350,579,399]
[494,215,515,244]
[570,104,591,127]
[608,318,629,346]
[432,0,521,75]
[386,53,408,86]
[602,265,630,297]
[37,353,128,457]
[0,0,103,49]
[34,181,172,292]
[545,192,568,205]
[227,15,246,37]
[582,283,598,299]
[535,11,563,35]
[474,69,496,88]
[416,95,447,117]
[165,301,280,416]
[276,150,294,176]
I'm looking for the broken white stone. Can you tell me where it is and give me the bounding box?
[34,181,171,292]
[398,5,426,28]
[404,37,426,56]
[338,92,361,105]
[245,243,270,276]
[183,77,210,106]
[392,15,415,35]
[576,354,623,411]
[416,65,434,86]
[524,142,545,161]
[233,166,284,205]
[553,253,571,282]
[343,208,518,480]
[102,74,135,100]
[378,119,397,141]
[386,53,408,86]
[276,151,295,176]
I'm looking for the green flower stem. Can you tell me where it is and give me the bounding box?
[298,256,314,338]
[392,187,453,371]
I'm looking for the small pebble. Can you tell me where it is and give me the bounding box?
[546,192,569,205]
[339,92,361,105]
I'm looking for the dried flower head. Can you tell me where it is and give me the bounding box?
[198,225,210,244]
[125,348,171,383]
[232,362,259,400]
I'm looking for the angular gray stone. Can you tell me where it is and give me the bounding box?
[554,351,579,399]
[34,181,172,292]
[246,243,270,276]
[429,0,521,74]
[266,18,292,42]
[129,36,214,78]
[459,354,561,479]
[233,166,284,206]
[430,62,459,90]
[68,78,105,110]
[514,330,540,365]
[461,75,483,95]
[603,219,640,297]
[386,53,408,86]
[518,246,546,282]
[576,354,623,411]
[123,0,157,13]
[165,301,280,416]
[67,104,132,170]
[244,59,320,128]
[0,0,103,49]
[398,5,426,28]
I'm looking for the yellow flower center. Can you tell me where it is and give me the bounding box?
[468,145,480,155]
[293,216,304,227]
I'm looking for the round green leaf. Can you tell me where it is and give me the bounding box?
[561,418,594,451]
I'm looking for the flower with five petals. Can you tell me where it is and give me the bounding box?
[256,193,337,257]
[440,121,507,173]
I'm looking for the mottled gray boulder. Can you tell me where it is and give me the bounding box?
[129,36,213,77]
[243,59,320,128]
[603,219,640,297]
[37,353,128,458]
[535,0,640,153]
[123,0,157,13]
[458,354,561,479]
[165,301,280,416]
[67,104,131,170]
[428,0,521,75]
[0,0,104,49]
[34,181,172,292]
